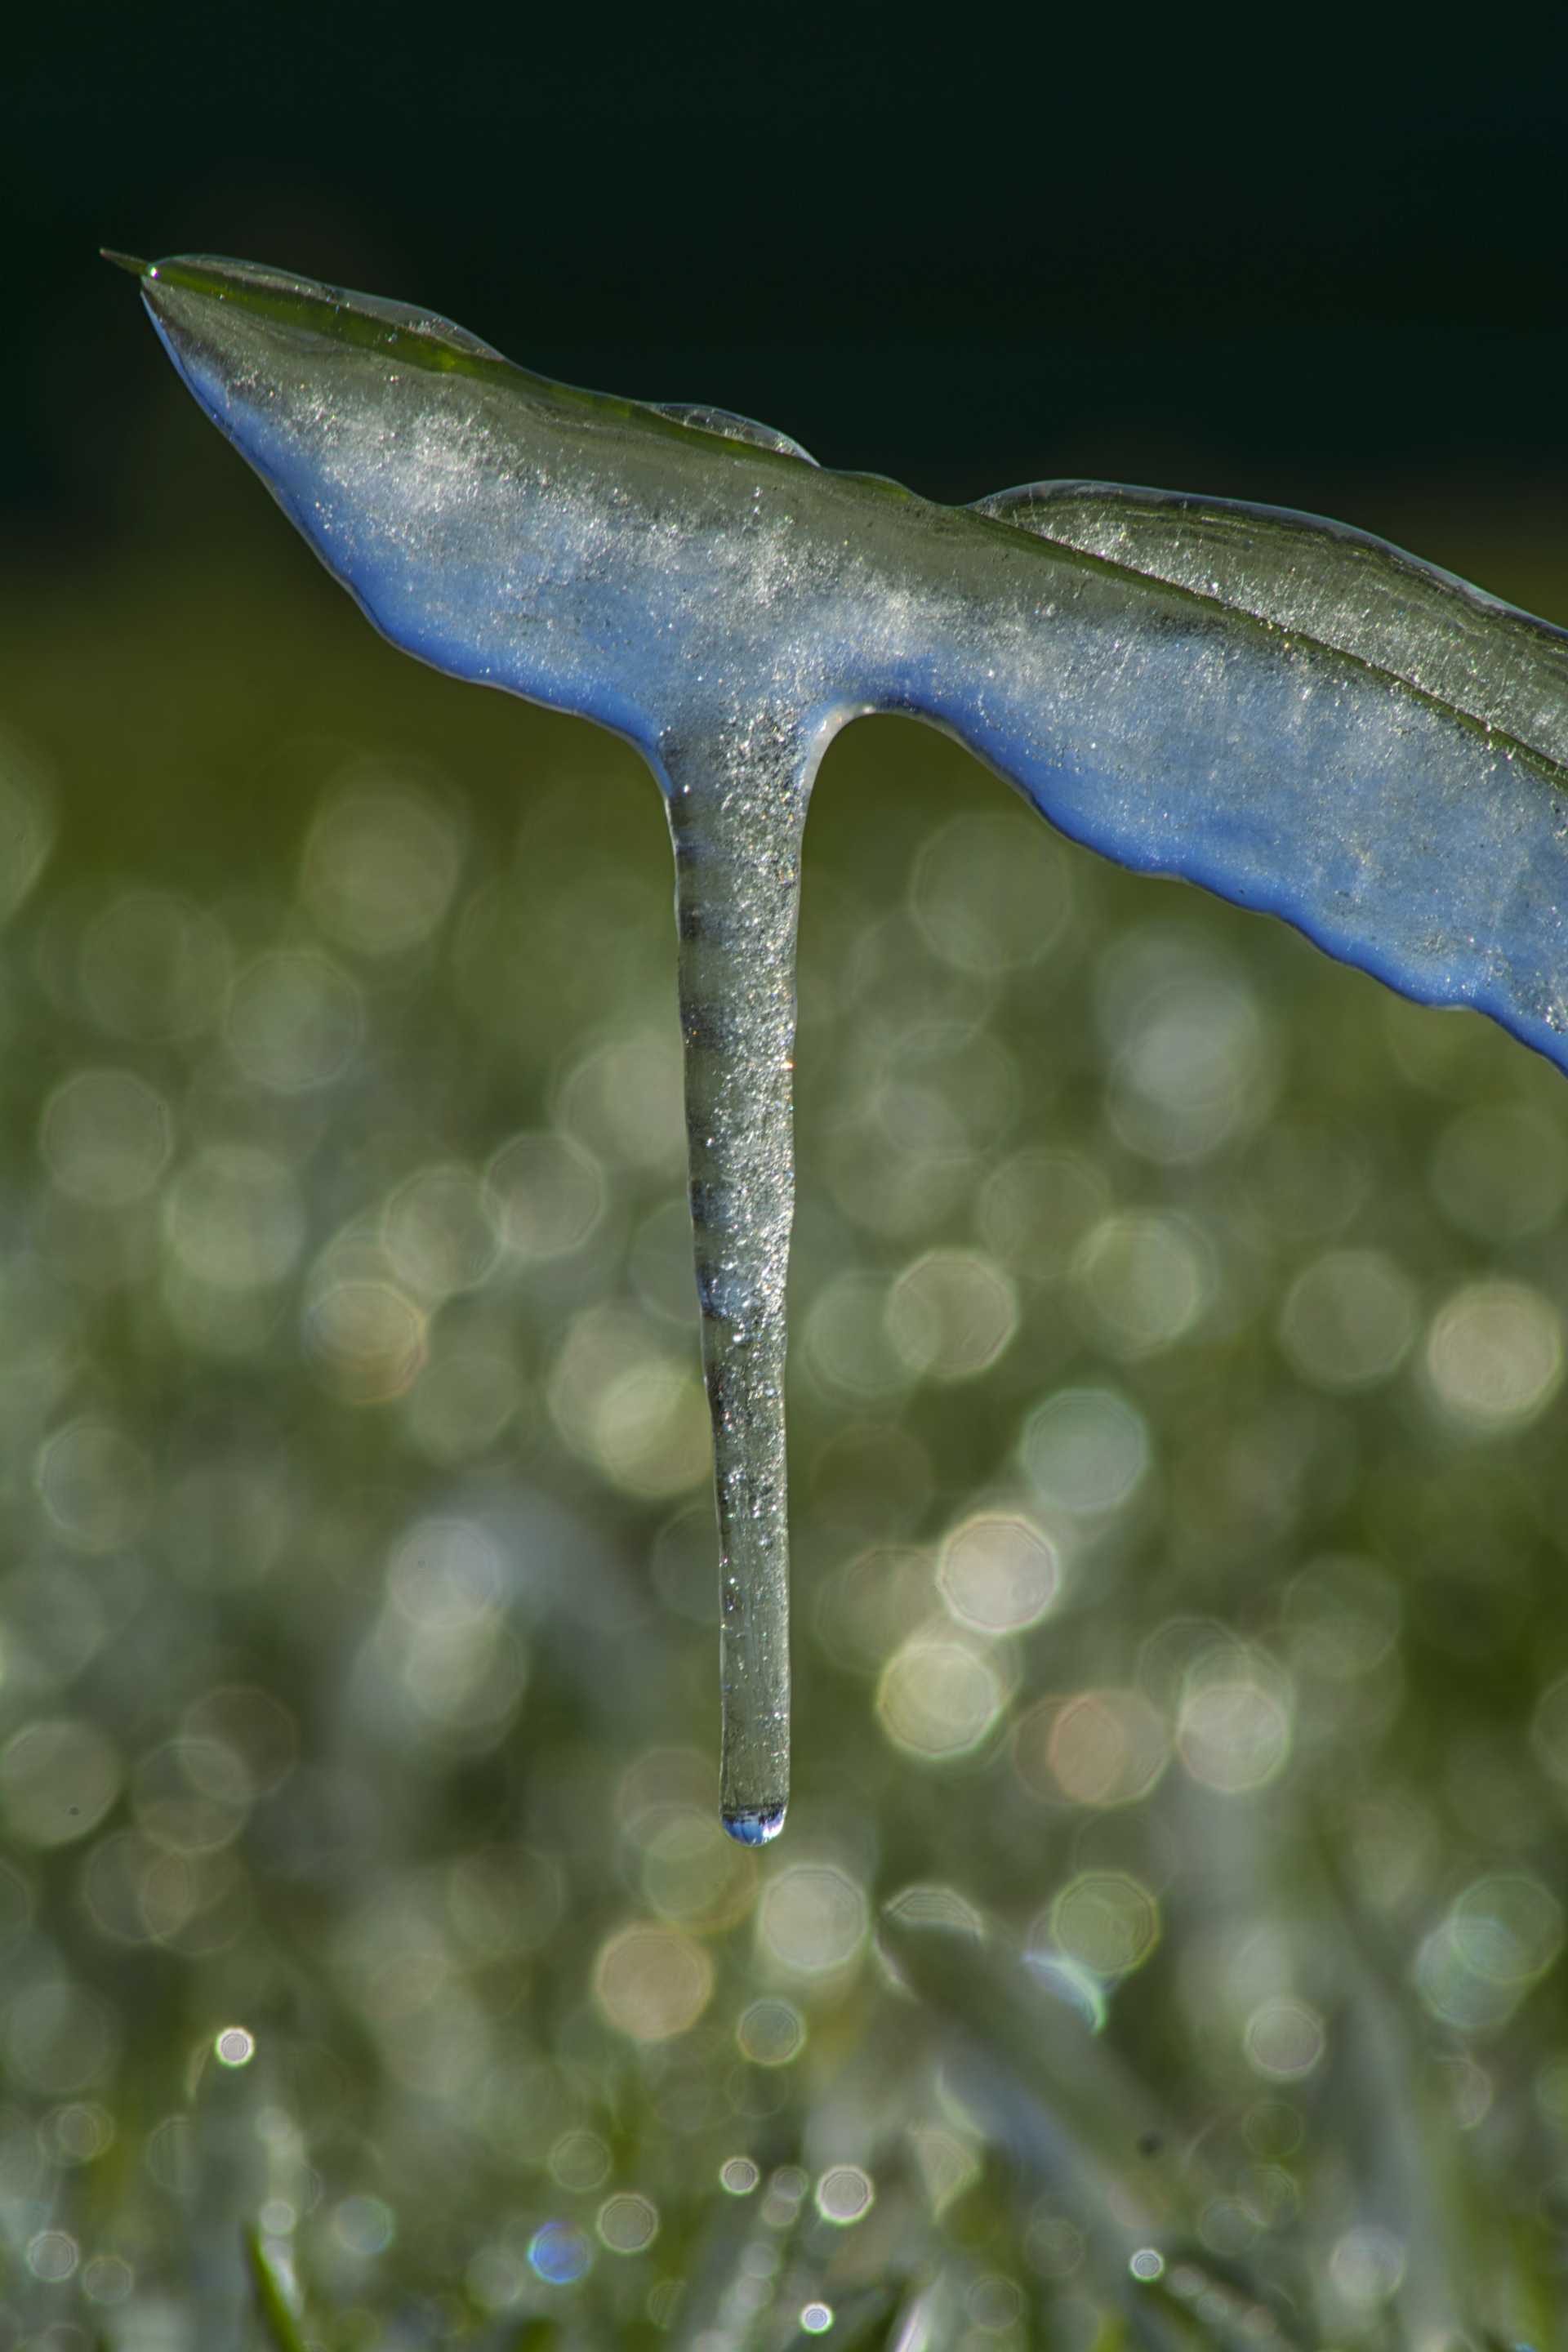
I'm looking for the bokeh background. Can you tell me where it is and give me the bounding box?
[5,13,1568,2348]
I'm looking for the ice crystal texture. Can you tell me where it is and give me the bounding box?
[129,254,1568,1835]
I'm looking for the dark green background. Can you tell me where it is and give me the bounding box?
[10,8,1568,573]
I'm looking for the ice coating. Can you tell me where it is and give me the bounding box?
[127,252,1568,1835]
[666,714,820,1837]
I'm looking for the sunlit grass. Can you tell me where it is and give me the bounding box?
[2,506,1566,2345]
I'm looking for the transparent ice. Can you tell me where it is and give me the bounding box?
[122,253,1568,1842]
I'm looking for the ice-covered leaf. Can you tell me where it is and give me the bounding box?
[122,251,1568,1843]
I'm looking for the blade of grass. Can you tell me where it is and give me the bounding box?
[244,2226,310,2352]
[880,1912,1320,2349]
[880,1910,1193,2227]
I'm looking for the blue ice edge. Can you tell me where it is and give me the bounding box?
[140,255,1568,1077]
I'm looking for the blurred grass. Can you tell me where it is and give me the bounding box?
[247,2226,310,2352]
[0,487,1566,2346]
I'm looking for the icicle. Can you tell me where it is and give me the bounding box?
[658,715,819,1842]
[120,251,1568,1842]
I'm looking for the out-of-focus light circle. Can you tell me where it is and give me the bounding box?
[394,1615,528,1754]
[382,1163,499,1300]
[56,2105,119,2176]
[528,2220,591,2285]
[301,765,465,956]
[27,2230,78,2283]
[304,1274,426,1404]
[982,1143,1114,1289]
[446,1844,564,1962]
[737,1998,805,2066]
[82,2254,135,2305]
[36,1419,152,1552]
[387,1517,505,1633]
[487,1130,606,1260]
[0,1717,122,1847]
[616,1747,714,1846]
[1071,1212,1212,1357]
[799,2304,834,2336]
[885,1248,1018,1382]
[50,2102,113,2164]
[1532,1673,1568,1784]
[978,1147,1111,1281]
[1020,1388,1150,1517]
[1278,1249,1416,1392]
[876,1633,1006,1759]
[883,1883,985,1937]
[911,812,1071,974]
[1243,1998,1325,2080]
[1429,2051,1493,2132]
[804,1271,911,1401]
[548,1307,710,1499]
[1027,2208,1085,2279]
[83,1828,189,1947]
[41,1068,172,1208]
[226,948,363,1093]
[720,2155,760,2194]
[1244,1119,1370,1241]
[403,1343,522,1464]
[333,2196,395,2256]
[1244,2101,1304,2162]
[758,1864,869,1977]
[182,1686,297,1800]
[78,888,230,1041]
[1176,1646,1294,1795]
[1198,2197,1258,2260]
[594,1360,710,1499]
[1450,1873,1563,1985]
[1415,1919,1521,2033]
[557,1025,685,1174]
[1101,948,1267,1165]
[1047,1871,1160,1979]
[549,2130,610,2191]
[1430,1102,1568,1242]
[967,2277,1022,2331]
[1013,1687,1170,1809]
[814,2165,874,2225]
[813,1544,933,1673]
[938,1511,1058,1635]
[1423,1280,1562,1432]
[641,1811,755,1935]
[7,1979,119,2095]
[733,2003,804,2078]
[1283,1555,1401,1682]
[165,1145,305,1290]
[213,2025,255,2067]
[598,2191,658,2253]
[1129,2247,1165,2282]
[593,1922,713,2042]
[51,2114,114,2177]
[1329,2225,1405,2309]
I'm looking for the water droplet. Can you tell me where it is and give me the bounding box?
[722,1804,786,1847]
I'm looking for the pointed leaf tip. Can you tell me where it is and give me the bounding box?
[100,248,150,278]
